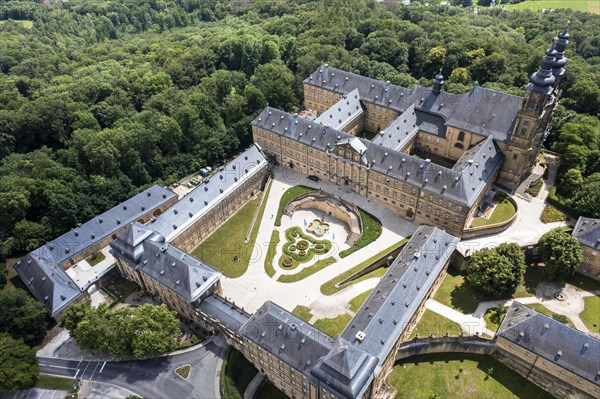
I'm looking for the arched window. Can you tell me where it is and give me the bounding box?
[457,131,465,141]
[454,142,464,150]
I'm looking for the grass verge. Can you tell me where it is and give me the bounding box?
[274,185,315,226]
[339,209,383,258]
[320,238,408,295]
[349,289,373,313]
[412,309,463,337]
[526,179,543,197]
[175,364,191,379]
[292,305,313,322]
[264,231,280,278]
[579,295,599,334]
[220,348,257,399]
[35,375,76,391]
[313,313,352,337]
[277,257,337,283]
[470,193,516,228]
[389,353,554,399]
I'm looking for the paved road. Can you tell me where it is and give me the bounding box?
[38,339,224,399]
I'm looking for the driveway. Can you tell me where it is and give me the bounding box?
[38,338,225,399]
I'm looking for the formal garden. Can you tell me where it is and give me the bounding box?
[279,226,332,270]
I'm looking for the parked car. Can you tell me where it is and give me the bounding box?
[307,175,320,182]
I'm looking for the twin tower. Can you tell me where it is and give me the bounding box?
[497,26,570,189]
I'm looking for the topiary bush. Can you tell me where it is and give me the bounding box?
[297,240,309,250]
[289,245,297,252]
[298,250,307,257]
[282,256,294,268]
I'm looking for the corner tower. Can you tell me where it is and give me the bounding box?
[498,34,568,190]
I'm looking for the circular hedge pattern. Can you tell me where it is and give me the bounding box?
[297,240,309,250]
[282,256,294,268]
[298,250,307,257]
[290,231,298,238]
[289,245,297,251]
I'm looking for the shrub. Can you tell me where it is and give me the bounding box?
[298,250,307,257]
[297,240,309,250]
[288,245,296,251]
[282,256,294,268]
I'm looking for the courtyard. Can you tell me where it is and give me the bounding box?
[216,166,418,318]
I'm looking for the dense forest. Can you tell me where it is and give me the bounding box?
[0,0,598,260]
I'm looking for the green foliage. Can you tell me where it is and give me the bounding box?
[467,243,525,297]
[339,209,382,258]
[291,305,313,322]
[0,289,47,346]
[525,179,543,197]
[264,230,280,278]
[277,257,337,283]
[538,229,583,282]
[0,333,39,392]
[540,205,566,223]
[64,303,180,357]
[220,348,257,399]
[0,263,6,288]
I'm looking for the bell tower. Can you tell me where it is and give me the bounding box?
[498,31,568,191]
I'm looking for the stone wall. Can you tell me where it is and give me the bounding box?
[284,191,363,246]
[395,336,496,361]
[460,195,518,240]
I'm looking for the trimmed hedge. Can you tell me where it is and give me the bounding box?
[264,231,280,278]
[274,186,315,226]
[297,240,309,250]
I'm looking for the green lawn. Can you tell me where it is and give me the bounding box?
[320,238,408,295]
[35,375,77,391]
[435,266,548,314]
[580,295,600,334]
[540,205,566,223]
[471,194,516,228]
[412,309,463,337]
[193,194,266,278]
[277,256,336,283]
[175,364,191,379]
[389,353,554,399]
[87,251,106,266]
[313,313,353,337]
[502,0,598,14]
[567,273,599,292]
[291,305,313,322]
[526,303,575,328]
[339,209,383,258]
[103,277,140,303]
[256,382,289,399]
[220,348,257,399]
[484,306,508,332]
[274,185,315,226]
[349,289,373,313]
[264,230,280,277]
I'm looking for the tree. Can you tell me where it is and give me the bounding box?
[0,289,48,346]
[538,229,583,282]
[450,67,469,85]
[428,46,447,67]
[0,263,7,288]
[0,333,39,392]
[467,244,525,297]
[559,168,583,195]
[65,303,180,357]
[250,61,297,111]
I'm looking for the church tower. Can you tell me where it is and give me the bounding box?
[498,31,569,191]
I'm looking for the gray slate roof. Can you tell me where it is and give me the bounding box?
[198,294,251,334]
[13,253,82,317]
[109,222,166,265]
[497,302,600,386]
[304,65,523,142]
[27,185,175,266]
[340,225,459,364]
[314,88,364,131]
[572,217,600,250]
[252,107,503,206]
[240,301,334,375]
[149,145,268,241]
[137,240,221,303]
[373,104,419,151]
